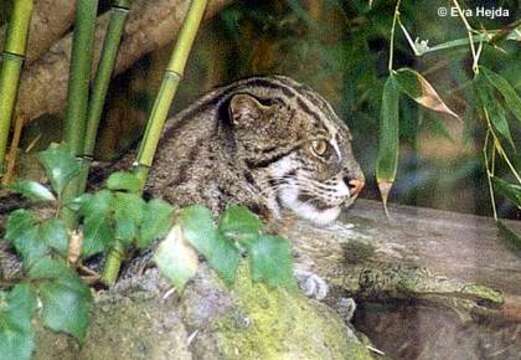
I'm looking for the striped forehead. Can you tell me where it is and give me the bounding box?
[264,77,340,134]
[231,75,345,146]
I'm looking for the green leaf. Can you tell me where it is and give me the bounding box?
[497,221,521,253]
[249,235,295,288]
[106,171,142,193]
[9,180,56,202]
[5,210,46,266]
[492,177,521,208]
[178,206,216,255]
[480,66,521,125]
[137,199,174,249]
[78,190,115,257]
[394,68,460,120]
[38,144,81,196]
[153,225,199,290]
[180,206,240,284]
[219,205,263,245]
[0,284,37,360]
[28,258,92,343]
[207,232,241,284]
[5,209,37,243]
[376,76,400,211]
[40,219,69,257]
[113,192,145,245]
[82,215,114,257]
[6,212,71,265]
[78,190,113,218]
[474,76,516,149]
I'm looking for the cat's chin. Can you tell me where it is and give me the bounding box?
[297,206,342,226]
[278,189,341,226]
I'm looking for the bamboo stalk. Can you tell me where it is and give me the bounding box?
[134,0,208,187]
[2,115,25,185]
[102,0,209,286]
[61,0,99,227]
[0,0,33,176]
[77,0,131,193]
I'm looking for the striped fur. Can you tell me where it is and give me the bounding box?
[146,75,364,225]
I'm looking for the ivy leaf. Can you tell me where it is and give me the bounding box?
[28,258,92,343]
[249,235,295,288]
[77,190,113,218]
[154,225,199,290]
[77,190,115,257]
[106,171,142,193]
[492,177,521,208]
[82,216,114,257]
[394,68,461,120]
[5,210,46,267]
[40,219,69,257]
[137,199,174,249]
[38,144,81,196]
[219,205,263,245]
[180,206,241,284]
[9,180,56,203]
[178,206,216,255]
[113,192,145,245]
[207,232,241,284]
[0,284,37,360]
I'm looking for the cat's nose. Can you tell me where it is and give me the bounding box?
[343,176,365,197]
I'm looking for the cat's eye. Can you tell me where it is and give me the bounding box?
[311,140,329,157]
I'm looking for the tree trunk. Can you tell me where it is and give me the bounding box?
[14,0,233,121]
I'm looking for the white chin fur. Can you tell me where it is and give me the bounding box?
[279,187,342,226]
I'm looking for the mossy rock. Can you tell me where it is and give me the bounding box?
[33,265,373,360]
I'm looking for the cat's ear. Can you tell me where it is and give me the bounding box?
[229,93,266,127]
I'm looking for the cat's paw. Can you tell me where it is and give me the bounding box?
[294,269,329,300]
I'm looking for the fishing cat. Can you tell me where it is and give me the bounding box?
[143,75,365,225]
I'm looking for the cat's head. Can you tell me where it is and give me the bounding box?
[225,76,365,225]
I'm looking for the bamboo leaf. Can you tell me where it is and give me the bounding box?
[475,77,516,149]
[9,180,56,202]
[497,221,521,253]
[154,224,199,290]
[394,68,460,120]
[492,177,521,208]
[489,19,521,46]
[376,76,400,214]
[480,66,521,126]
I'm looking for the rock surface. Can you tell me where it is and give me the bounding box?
[33,265,374,360]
